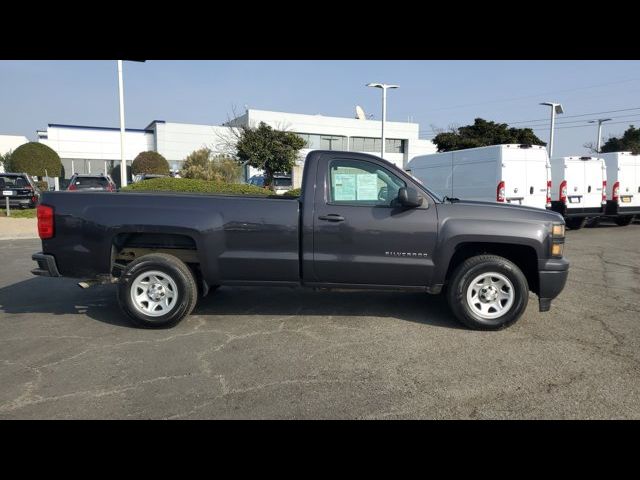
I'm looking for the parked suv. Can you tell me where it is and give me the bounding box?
[67,174,117,192]
[248,174,293,195]
[0,172,41,208]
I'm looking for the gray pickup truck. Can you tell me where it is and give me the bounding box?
[32,150,569,330]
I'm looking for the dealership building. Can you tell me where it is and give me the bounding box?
[34,108,436,185]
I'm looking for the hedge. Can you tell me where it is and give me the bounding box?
[121,177,271,196]
[284,188,302,197]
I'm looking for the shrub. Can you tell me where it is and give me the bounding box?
[284,188,302,197]
[181,149,243,183]
[10,142,62,177]
[36,181,49,191]
[121,177,271,196]
[131,151,170,175]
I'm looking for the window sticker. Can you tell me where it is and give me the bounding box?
[333,173,357,201]
[356,173,379,200]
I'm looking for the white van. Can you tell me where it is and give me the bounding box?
[549,156,606,229]
[598,152,640,226]
[406,144,551,209]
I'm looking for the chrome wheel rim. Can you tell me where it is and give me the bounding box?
[130,270,179,317]
[466,272,515,320]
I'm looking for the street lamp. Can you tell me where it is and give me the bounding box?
[367,83,399,159]
[117,60,145,188]
[539,102,564,158]
[588,118,612,154]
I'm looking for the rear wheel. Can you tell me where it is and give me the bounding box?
[585,217,601,228]
[117,253,198,328]
[565,217,586,230]
[446,254,529,330]
[615,215,634,227]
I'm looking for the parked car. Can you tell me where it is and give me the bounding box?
[32,150,569,330]
[137,174,167,182]
[407,144,551,210]
[248,174,293,195]
[0,172,41,208]
[598,152,640,226]
[549,156,607,230]
[67,173,117,192]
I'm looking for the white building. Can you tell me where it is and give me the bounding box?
[0,134,29,173]
[35,108,436,182]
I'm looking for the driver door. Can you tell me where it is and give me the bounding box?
[312,155,438,286]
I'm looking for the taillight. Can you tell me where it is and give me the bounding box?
[68,183,77,191]
[546,180,552,208]
[602,180,607,205]
[559,180,567,204]
[497,181,505,202]
[612,181,620,203]
[37,204,54,239]
[32,196,37,203]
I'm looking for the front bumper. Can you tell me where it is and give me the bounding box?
[31,252,61,277]
[537,257,569,312]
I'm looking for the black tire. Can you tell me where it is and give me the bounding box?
[584,217,601,228]
[565,217,586,230]
[117,253,198,328]
[615,215,634,227]
[446,254,529,331]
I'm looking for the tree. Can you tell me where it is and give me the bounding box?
[10,142,62,177]
[0,150,12,171]
[432,118,546,152]
[235,122,306,187]
[181,148,243,183]
[131,151,170,175]
[600,125,640,154]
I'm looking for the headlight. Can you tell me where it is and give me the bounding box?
[550,223,565,258]
[552,224,565,237]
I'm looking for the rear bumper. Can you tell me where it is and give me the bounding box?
[604,201,640,216]
[549,201,603,218]
[537,257,569,312]
[1,196,36,207]
[31,252,61,277]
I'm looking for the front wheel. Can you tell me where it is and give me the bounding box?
[446,254,529,330]
[117,253,198,328]
[615,215,634,227]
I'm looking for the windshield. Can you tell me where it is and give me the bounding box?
[0,175,30,189]
[273,177,292,187]
[73,177,109,189]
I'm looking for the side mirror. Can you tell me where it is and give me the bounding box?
[397,187,423,208]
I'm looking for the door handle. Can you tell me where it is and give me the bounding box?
[318,214,345,222]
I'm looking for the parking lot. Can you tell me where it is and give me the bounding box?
[0,221,639,419]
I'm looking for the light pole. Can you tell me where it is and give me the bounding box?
[539,102,564,158]
[117,60,145,188]
[367,83,399,159]
[588,118,612,154]
[117,60,127,187]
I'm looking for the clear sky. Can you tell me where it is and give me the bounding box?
[2,60,640,157]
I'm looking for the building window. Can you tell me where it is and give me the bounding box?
[351,137,405,154]
[320,135,346,150]
[385,138,405,154]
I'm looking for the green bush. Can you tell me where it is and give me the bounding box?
[36,181,49,191]
[121,177,271,196]
[284,188,302,197]
[131,151,170,175]
[10,142,62,177]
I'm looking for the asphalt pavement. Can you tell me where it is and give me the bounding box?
[0,222,639,419]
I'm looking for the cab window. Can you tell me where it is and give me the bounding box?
[329,159,406,206]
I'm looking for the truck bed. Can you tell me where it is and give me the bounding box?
[40,191,301,285]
